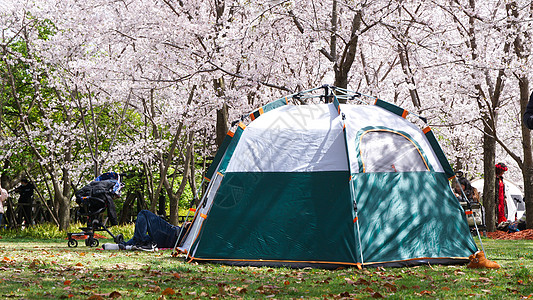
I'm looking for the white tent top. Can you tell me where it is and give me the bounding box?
[227,104,444,174]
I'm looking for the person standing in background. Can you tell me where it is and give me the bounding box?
[15,178,34,226]
[495,163,508,224]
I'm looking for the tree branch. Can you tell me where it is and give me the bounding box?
[207,61,292,92]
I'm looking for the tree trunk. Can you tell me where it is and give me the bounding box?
[57,192,70,230]
[188,143,198,206]
[397,43,421,108]
[513,1,533,229]
[333,10,362,100]
[169,132,194,225]
[214,77,228,147]
[519,77,533,229]
[151,86,196,211]
[482,125,497,231]
[119,192,137,224]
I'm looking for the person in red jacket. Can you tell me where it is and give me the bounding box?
[495,163,508,224]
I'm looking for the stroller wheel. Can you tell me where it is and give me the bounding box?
[68,239,78,248]
[114,234,124,244]
[85,237,99,247]
[89,238,99,247]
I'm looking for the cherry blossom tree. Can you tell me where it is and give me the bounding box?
[2,0,533,230]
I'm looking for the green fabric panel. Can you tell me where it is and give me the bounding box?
[250,98,288,118]
[333,96,341,115]
[424,129,455,179]
[217,125,245,175]
[192,171,358,264]
[353,172,477,263]
[374,99,405,117]
[204,133,233,181]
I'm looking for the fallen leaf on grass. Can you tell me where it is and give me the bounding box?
[218,285,226,295]
[338,291,351,298]
[383,282,397,292]
[355,278,371,285]
[109,291,121,298]
[478,277,491,283]
[29,260,39,269]
[162,288,175,296]
[345,278,356,285]
[88,291,121,299]
[63,280,71,286]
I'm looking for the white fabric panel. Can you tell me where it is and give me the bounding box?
[360,131,428,173]
[226,103,444,174]
[227,104,348,172]
[178,172,223,254]
[340,104,444,173]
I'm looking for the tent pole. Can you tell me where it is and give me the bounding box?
[173,178,205,251]
[350,177,364,265]
[332,88,365,266]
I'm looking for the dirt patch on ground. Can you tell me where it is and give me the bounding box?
[486,229,533,240]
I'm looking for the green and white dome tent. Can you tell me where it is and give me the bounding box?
[177,85,478,269]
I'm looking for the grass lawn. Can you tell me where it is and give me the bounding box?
[0,235,532,299]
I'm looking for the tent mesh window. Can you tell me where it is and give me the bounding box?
[360,130,429,173]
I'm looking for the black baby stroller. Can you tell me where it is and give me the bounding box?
[67,172,125,247]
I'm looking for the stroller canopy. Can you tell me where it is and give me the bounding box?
[75,172,123,226]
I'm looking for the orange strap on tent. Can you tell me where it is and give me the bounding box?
[200,213,207,219]
[249,107,264,121]
[353,217,358,223]
[465,211,473,215]
[189,208,196,212]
